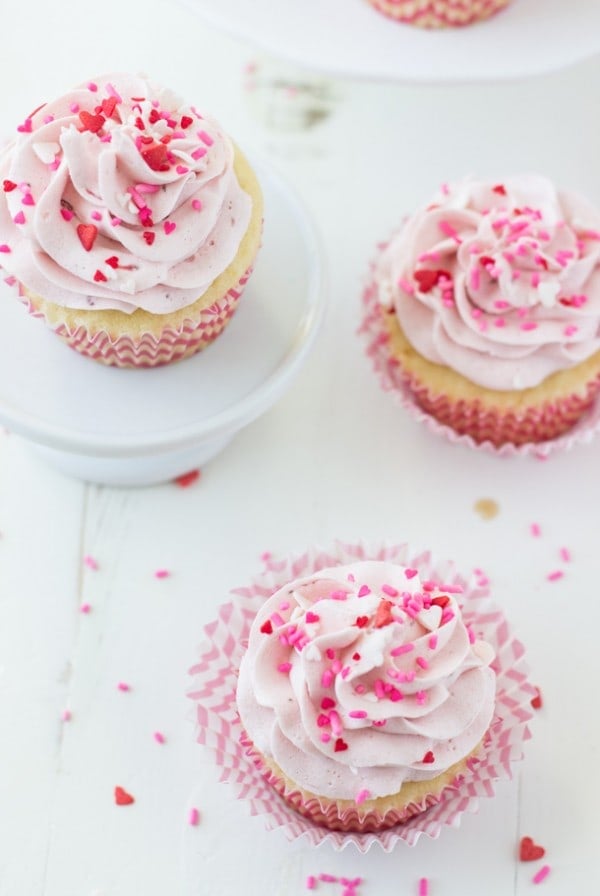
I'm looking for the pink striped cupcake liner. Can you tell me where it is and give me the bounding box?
[189,540,534,851]
[367,0,511,27]
[20,266,253,368]
[360,259,600,459]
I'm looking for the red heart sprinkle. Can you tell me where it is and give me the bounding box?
[3,180,17,193]
[260,620,273,635]
[143,231,155,246]
[531,687,543,710]
[105,256,119,269]
[148,108,161,124]
[134,116,145,131]
[414,269,441,293]
[77,223,98,252]
[141,143,167,171]
[101,97,118,118]
[431,596,450,608]
[114,786,135,806]
[422,751,435,764]
[334,738,348,753]
[180,115,193,129]
[321,697,335,710]
[93,269,107,283]
[519,837,545,862]
[78,110,105,133]
[374,600,394,628]
[352,652,361,661]
[174,469,199,487]
[492,184,507,195]
[163,221,176,235]
[354,616,369,628]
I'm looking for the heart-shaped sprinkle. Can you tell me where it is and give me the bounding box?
[305,611,320,624]
[79,110,105,134]
[143,230,155,246]
[374,600,394,628]
[404,568,418,579]
[77,223,98,252]
[519,837,545,862]
[0,245,11,254]
[163,221,176,235]
[352,652,361,661]
[431,595,450,609]
[21,193,35,206]
[354,616,369,628]
[13,211,26,225]
[422,751,435,764]
[141,143,167,171]
[174,469,200,487]
[417,605,442,631]
[114,786,134,806]
[334,738,348,753]
[259,620,273,635]
[148,108,161,124]
[357,585,371,598]
[17,119,32,133]
[176,165,189,175]
[105,256,119,269]
[3,180,17,193]
[180,115,193,129]
[101,97,118,118]
[531,687,543,710]
[60,208,74,222]
[93,269,107,283]
[321,697,335,710]
[492,184,507,195]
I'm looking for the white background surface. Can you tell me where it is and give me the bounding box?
[2,1,600,895]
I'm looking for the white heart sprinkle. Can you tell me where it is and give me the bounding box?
[417,605,442,631]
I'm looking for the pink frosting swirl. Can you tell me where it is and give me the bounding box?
[236,561,495,803]
[376,176,600,389]
[0,74,252,314]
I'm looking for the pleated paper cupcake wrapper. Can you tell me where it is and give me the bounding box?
[189,540,534,852]
[20,266,252,368]
[367,0,510,28]
[360,265,600,459]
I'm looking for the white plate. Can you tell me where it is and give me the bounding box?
[180,0,600,84]
[0,161,325,485]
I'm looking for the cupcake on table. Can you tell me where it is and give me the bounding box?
[0,73,263,367]
[363,175,600,448]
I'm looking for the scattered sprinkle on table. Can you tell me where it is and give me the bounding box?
[530,522,541,537]
[532,865,551,885]
[117,682,131,692]
[547,570,564,582]
[174,469,201,488]
[80,602,92,614]
[114,786,134,806]
[188,807,200,826]
[520,836,546,861]
[418,878,429,896]
[531,687,543,710]
[154,569,170,579]
[153,731,166,744]
[60,709,71,722]
[83,554,99,570]
[473,498,499,520]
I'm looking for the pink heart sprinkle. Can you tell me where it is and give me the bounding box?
[60,208,74,221]
[91,211,102,221]
[13,211,26,225]
[163,221,176,235]
[17,119,32,133]
[404,568,418,579]
[192,199,202,211]
[21,193,35,206]
[176,165,189,175]
[0,245,10,253]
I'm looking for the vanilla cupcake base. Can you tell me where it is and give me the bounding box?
[382,306,600,447]
[21,149,263,369]
[367,0,511,27]
[243,732,480,833]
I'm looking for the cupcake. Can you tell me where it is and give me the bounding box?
[236,558,496,832]
[0,73,263,367]
[366,0,511,28]
[365,175,600,447]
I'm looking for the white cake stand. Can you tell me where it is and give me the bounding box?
[180,0,600,83]
[0,161,325,486]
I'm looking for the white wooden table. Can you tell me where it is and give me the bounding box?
[2,2,600,894]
